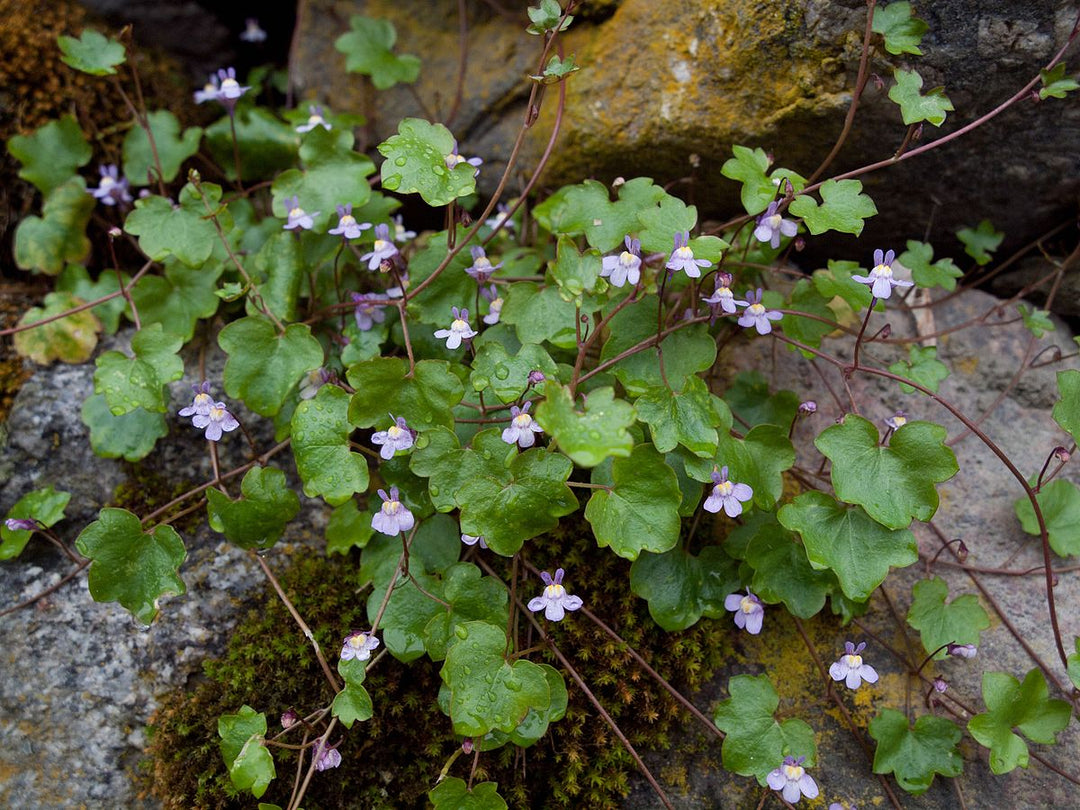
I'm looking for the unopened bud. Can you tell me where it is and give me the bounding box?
[689,153,701,168]
[108,226,122,239]
[4,518,37,532]
[956,540,969,562]
[1053,446,1070,463]
[793,236,805,251]
[946,643,977,659]
[717,272,733,288]
[461,738,474,754]
[932,677,948,693]
[281,709,299,729]
[527,370,546,385]
[872,73,885,91]
[798,400,817,415]
[612,177,626,188]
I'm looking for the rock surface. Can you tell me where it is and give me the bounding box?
[293,0,1080,263]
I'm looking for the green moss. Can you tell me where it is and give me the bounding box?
[108,465,202,535]
[146,519,732,809]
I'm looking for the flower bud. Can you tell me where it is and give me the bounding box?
[946,643,976,659]
[798,401,817,415]
[956,540,969,562]
[1053,446,1070,463]
[932,677,948,693]
[281,709,299,729]
[4,518,37,532]
[527,370,546,386]
[461,738,474,755]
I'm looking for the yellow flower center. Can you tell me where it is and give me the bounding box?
[620,250,635,265]
[339,214,355,227]
[387,425,404,439]
[873,263,893,278]
[221,78,240,92]
[447,153,465,167]
[714,480,732,497]
[451,318,468,331]
[347,634,367,650]
[513,413,533,428]
[194,392,212,407]
[209,405,225,420]
[717,286,732,297]
[374,239,388,251]
[739,596,757,614]
[474,257,492,269]
[675,246,694,260]
[99,176,117,191]
[382,499,401,515]
[843,653,863,668]
[289,207,304,219]
[544,583,566,599]
[491,297,504,310]
[766,214,783,229]
[749,303,765,316]
[892,415,907,427]
[308,114,325,126]
[203,82,216,94]
[783,763,805,781]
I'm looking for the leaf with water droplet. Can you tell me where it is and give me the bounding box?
[292,385,369,506]
[206,466,300,551]
[376,118,477,206]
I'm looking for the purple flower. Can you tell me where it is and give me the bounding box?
[299,368,332,400]
[328,203,371,239]
[445,139,482,174]
[737,288,783,335]
[702,277,745,315]
[753,201,799,249]
[502,401,544,448]
[767,756,819,804]
[481,284,504,325]
[340,630,380,662]
[885,410,908,431]
[947,643,977,659]
[600,236,642,288]
[88,165,131,206]
[392,215,416,243]
[434,306,478,349]
[798,400,818,415]
[461,533,489,549]
[240,18,267,43]
[702,466,753,517]
[724,588,764,634]
[371,414,415,459]
[527,370,547,386]
[280,709,299,729]
[527,568,583,621]
[350,292,389,332]
[283,196,318,231]
[484,203,515,232]
[932,678,949,693]
[372,486,414,535]
[359,224,400,270]
[313,739,342,772]
[851,249,914,300]
[296,105,331,133]
[196,68,250,109]
[666,231,711,277]
[829,641,879,689]
[4,518,37,532]
[465,246,502,283]
[191,402,240,441]
[178,381,214,418]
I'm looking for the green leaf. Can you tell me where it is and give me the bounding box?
[129,258,224,342]
[600,313,716,397]
[713,674,816,784]
[779,491,917,602]
[1052,369,1080,444]
[527,0,572,35]
[1,486,71,560]
[93,324,183,415]
[326,500,375,555]
[455,435,578,556]
[271,127,374,231]
[720,371,798,429]
[1039,63,1079,99]
[500,282,578,349]
[218,705,275,798]
[1018,303,1054,338]
[534,54,580,83]
[636,192,698,255]
[346,357,465,430]
[124,183,225,267]
[1013,478,1080,556]
[440,621,550,737]
[789,179,877,237]
[533,178,665,252]
[635,376,724,456]
[506,663,568,747]
[206,467,301,550]
[584,444,682,560]
[403,228,476,327]
[549,236,603,300]
[872,1,929,55]
[74,507,186,625]
[122,110,202,186]
[57,28,126,75]
[332,680,374,728]
[430,778,507,810]
[377,118,475,206]
[956,219,1003,266]
[6,115,91,195]
[888,345,950,394]
[1067,637,1080,690]
[968,669,1071,774]
[14,177,94,274]
[630,545,740,631]
[219,317,324,417]
[81,394,167,461]
[898,240,962,291]
[869,709,963,795]
[55,264,129,334]
[535,382,634,467]
[290,386,369,505]
[682,424,796,511]
[781,278,836,353]
[720,145,773,216]
[889,69,954,126]
[726,512,832,618]
[812,259,876,311]
[815,415,958,529]
[335,15,421,89]
[360,514,460,587]
[423,562,509,660]
[906,576,989,658]
[470,341,559,404]
[204,108,299,181]
[12,291,100,364]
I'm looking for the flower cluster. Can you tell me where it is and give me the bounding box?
[178,382,239,441]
